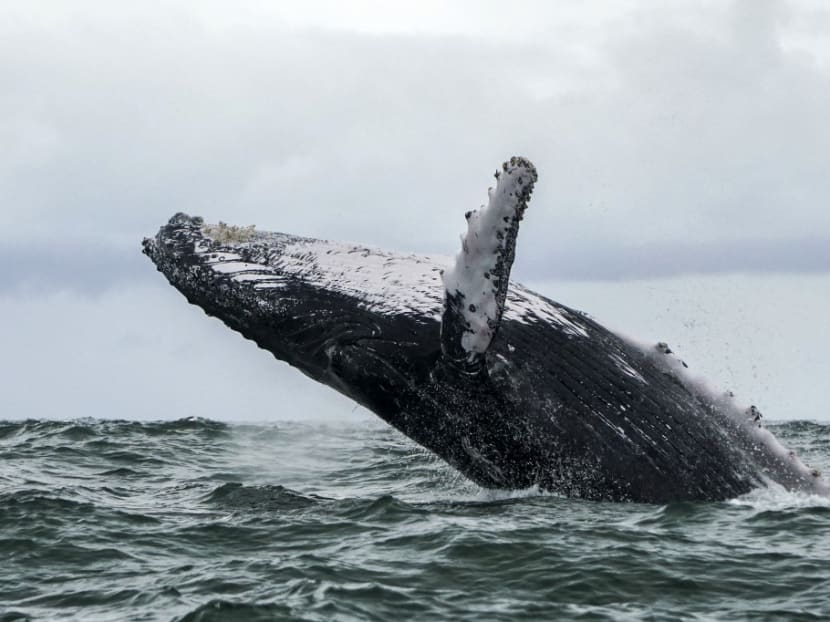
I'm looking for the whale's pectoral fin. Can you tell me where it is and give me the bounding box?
[439,157,537,374]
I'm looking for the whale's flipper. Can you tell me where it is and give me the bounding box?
[440,157,538,373]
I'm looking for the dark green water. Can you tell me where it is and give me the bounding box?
[1,418,828,621]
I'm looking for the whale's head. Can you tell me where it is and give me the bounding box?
[142,213,446,413]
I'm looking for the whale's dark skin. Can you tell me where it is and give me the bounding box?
[142,161,826,503]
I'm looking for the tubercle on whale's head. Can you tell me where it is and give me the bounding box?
[142,213,206,265]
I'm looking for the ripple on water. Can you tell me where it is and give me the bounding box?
[206,483,325,511]
[0,417,827,621]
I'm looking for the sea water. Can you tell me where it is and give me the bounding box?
[1,418,828,621]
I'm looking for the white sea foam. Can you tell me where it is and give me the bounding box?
[729,482,830,510]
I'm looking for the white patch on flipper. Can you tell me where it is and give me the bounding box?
[441,158,536,356]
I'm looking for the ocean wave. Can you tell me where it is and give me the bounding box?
[206,483,325,511]
[176,599,294,622]
[0,418,827,621]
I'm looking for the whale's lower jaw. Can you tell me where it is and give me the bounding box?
[143,156,829,503]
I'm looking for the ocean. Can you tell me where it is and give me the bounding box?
[1,417,828,621]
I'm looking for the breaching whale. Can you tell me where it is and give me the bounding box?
[143,157,827,503]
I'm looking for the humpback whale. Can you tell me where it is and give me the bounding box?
[143,157,827,503]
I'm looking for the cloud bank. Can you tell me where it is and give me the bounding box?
[2,0,829,290]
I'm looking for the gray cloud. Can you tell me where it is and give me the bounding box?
[1,234,827,297]
[0,241,149,295]
[1,0,828,288]
[517,236,830,281]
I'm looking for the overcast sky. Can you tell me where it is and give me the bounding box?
[1,0,828,421]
